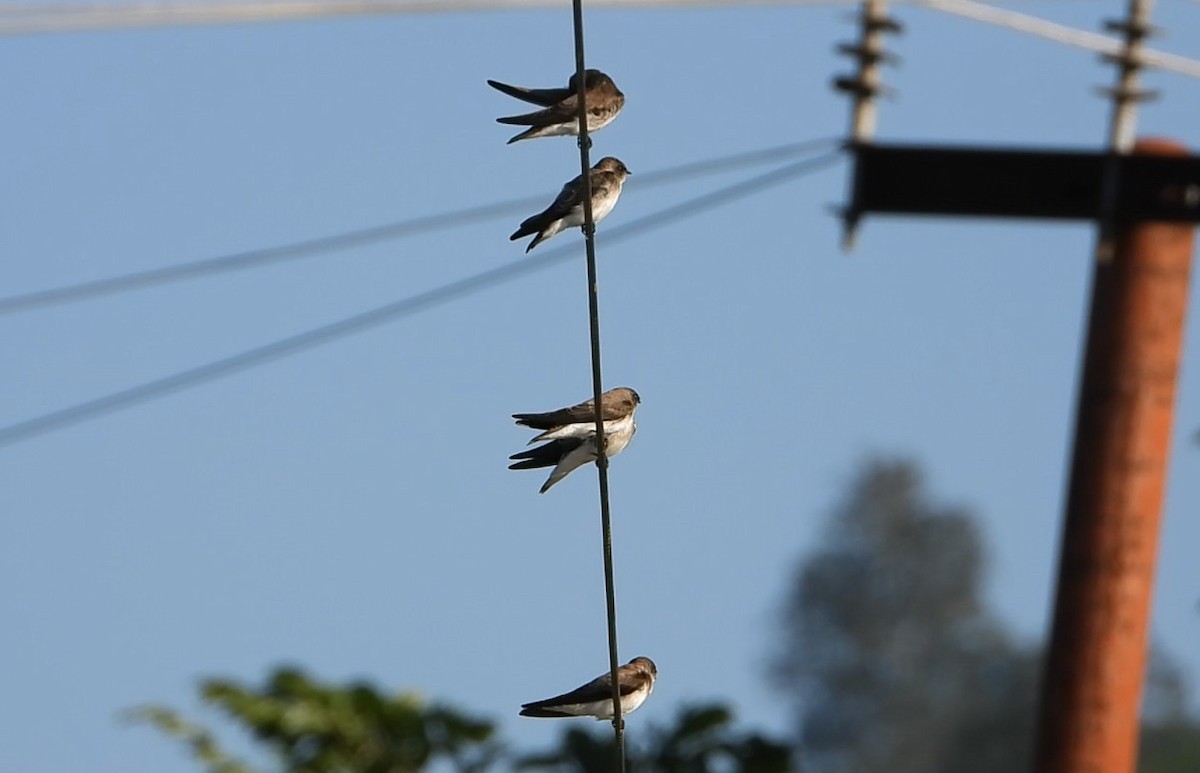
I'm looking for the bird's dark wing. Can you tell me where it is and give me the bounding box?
[494,93,579,126]
[513,396,597,430]
[510,176,584,240]
[543,175,586,218]
[487,80,571,107]
[518,705,575,718]
[507,438,581,470]
[514,388,636,429]
[521,671,612,711]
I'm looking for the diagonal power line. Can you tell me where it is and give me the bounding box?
[917,0,1200,80]
[0,150,844,449]
[0,139,837,316]
[0,1,853,36]
[7,0,1200,84]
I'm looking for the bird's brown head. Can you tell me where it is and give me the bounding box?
[569,69,615,92]
[629,657,657,677]
[606,387,640,413]
[595,157,630,177]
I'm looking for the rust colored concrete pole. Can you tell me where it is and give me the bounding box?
[1033,138,1195,773]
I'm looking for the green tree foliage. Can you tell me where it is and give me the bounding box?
[1140,720,1200,773]
[1140,647,1200,773]
[516,703,793,773]
[128,666,499,773]
[132,669,791,773]
[770,457,1200,773]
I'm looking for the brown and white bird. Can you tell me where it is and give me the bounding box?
[509,157,631,252]
[509,387,640,494]
[513,387,641,443]
[520,657,657,720]
[488,69,624,144]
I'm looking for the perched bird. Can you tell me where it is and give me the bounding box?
[488,69,624,144]
[520,657,657,720]
[509,388,640,493]
[509,413,636,494]
[513,387,641,443]
[510,157,631,252]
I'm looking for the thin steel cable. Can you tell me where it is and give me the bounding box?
[10,1,1200,81]
[0,150,843,449]
[0,198,542,316]
[915,0,1200,79]
[0,139,838,316]
[0,2,878,36]
[567,0,624,769]
[0,2,1148,37]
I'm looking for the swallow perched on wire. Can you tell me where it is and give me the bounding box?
[513,387,641,443]
[520,657,657,720]
[509,387,640,494]
[488,69,624,144]
[510,157,631,252]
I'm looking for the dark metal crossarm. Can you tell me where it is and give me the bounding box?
[843,143,1200,225]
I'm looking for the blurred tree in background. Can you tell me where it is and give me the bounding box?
[1138,647,1200,773]
[130,669,789,773]
[769,458,1036,773]
[516,702,792,772]
[132,457,1200,772]
[769,457,1200,773]
[129,667,500,773]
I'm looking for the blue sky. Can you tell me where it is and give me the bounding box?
[1,2,1198,771]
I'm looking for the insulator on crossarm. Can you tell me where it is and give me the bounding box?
[833,76,891,100]
[1103,18,1159,40]
[1094,83,1159,104]
[836,43,900,67]
[833,1,901,250]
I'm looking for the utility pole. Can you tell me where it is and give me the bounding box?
[837,3,1198,772]
[1037,3,1182,770]
[1034,136,1194,773]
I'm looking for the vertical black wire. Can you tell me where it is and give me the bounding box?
[569,1,625,771]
